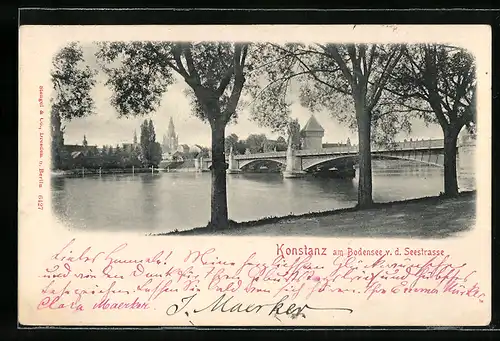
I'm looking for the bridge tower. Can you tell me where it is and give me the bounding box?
[300,115,325,150]
[226,146,241,174]
[195,156,210,172]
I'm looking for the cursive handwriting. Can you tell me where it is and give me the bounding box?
[33,239,487,317]
[166,293,353,321]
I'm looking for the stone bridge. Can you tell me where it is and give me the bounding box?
[196,138,474,178]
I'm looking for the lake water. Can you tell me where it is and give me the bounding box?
[51,160,475,233]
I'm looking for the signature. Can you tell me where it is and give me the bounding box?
[166,293,353,322]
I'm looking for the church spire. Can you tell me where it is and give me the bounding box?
[167,117,176,138]
[164,117,179,153]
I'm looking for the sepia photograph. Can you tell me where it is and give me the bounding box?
[19,24,490,327]
[49,39,476,237]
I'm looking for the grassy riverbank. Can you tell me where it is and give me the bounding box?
[158,191,476,238]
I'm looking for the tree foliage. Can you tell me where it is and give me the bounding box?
[95,41,249,125]
[244,43,300,134]
[51,42,98,120]
[246,43,410,144]
[287,118,302,149]
[94,41,251,229]
[59,145,144,170]
[50,42,97,169]
[387,44,476,134]
[246,134,268,154]
[95,42,175,117]
[248,43,405,207]
[387,44,476,196]
[224,133,239,154]
[224,133,288,154]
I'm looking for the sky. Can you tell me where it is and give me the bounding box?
[62,45,444,148]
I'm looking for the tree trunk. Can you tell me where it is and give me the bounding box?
[356,108,374,208]
[442,126,460,197]
[51,110,63,170]
[209,120,229,230]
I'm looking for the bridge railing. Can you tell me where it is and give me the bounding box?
[203,139,445,162]
[294,139,444,156]
[234,151,287,160]
[383,139,444,151]
[296,145,359,156]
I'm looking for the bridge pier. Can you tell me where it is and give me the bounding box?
[283,140,306,178]
[226,147,242,174]
[196,156,210,172]
[202,138,452,177]
[457,134,476,180]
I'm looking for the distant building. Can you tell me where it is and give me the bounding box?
[300,115,325,150]
[171,151,185,162]
[64,145,98,162]
[64,134,98,159]
[190,144,203,153]
[64,144,88,153]
[177,144,190,154]
[121,143,134,152]
[322,143,343,148]
[323,138,351,149]
[459,128,476,144]
[120,131,140,152]
[162,117,179,154]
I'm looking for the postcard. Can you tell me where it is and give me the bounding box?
[18,24,491,327]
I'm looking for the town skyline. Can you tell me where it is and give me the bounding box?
[60,43,444,148]
[61,85,445,148]
[63,110,444,149]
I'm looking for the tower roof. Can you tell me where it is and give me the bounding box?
[167,117,176,137]
[301,115,324,133]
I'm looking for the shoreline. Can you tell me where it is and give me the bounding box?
[50,168,210,176]
[51,168,161,176]
[155,190,476,237]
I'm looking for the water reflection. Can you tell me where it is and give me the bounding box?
[138,175,161,230]
[51,160,475,233]
[232,173,285,185]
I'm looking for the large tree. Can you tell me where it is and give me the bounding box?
[275,136,288,151]
[224,133,239,154]
[248,43,405,208]
[95,42,249,229]
[245,134,268,154]
[139,119,151,166]
[50,42,97,170]
[139,119,162,167]
[387,44,476,196]
[288,118,302,150]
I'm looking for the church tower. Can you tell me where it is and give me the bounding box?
[163,117,179,153]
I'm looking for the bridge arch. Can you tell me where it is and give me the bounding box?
[302,155,358,172]
[303,154,443,172]
[238,158,286,171]
[371,154,444,167]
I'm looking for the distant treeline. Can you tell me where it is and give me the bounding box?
[59,144,210,171]
[225,134,290,154]
[58,145,144,170]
